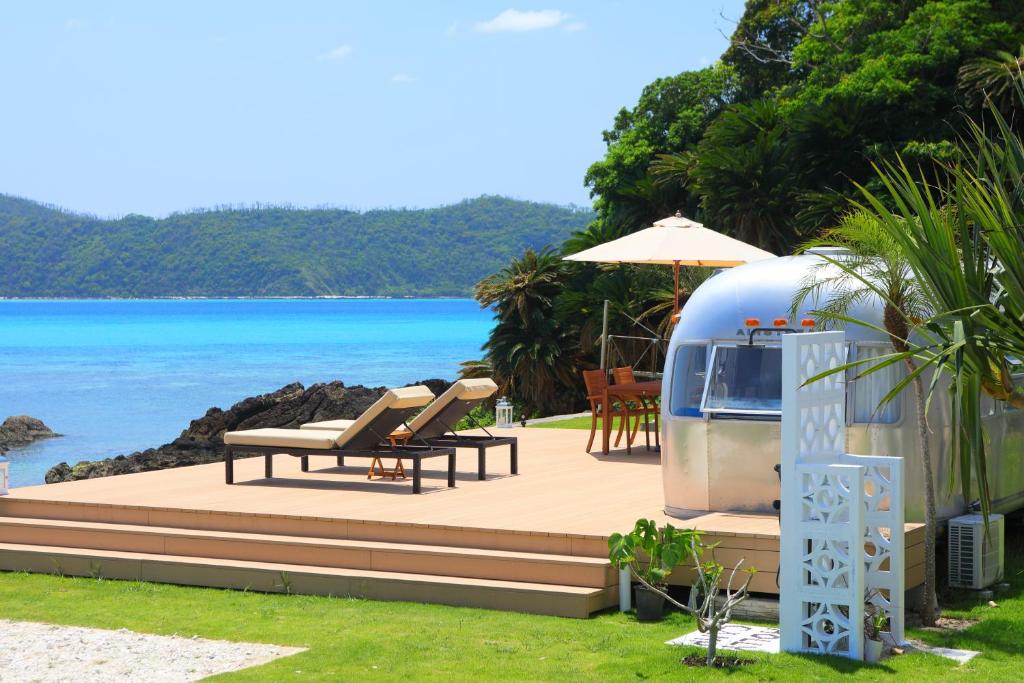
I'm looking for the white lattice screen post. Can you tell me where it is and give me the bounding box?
[780,331,865,659]
[780,331,907,656]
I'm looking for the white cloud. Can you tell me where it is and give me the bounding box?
[391,73,416,84]
[474,9,569,33]
[316,45,354,61]
[64,18,88,31]
[446,22,458,37]
[563,21,585,32]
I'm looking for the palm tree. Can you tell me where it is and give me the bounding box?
[845,101,1024,529]
[958,46,1024,122]
[793,209,940,625]
[472,247,580,416]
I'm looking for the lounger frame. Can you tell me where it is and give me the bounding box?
[224,401,455,494]
[410,397,518,480]
[224,443,455,494]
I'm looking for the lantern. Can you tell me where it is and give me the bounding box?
[495,397,514,428]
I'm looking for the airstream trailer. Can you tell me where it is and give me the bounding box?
[661,252,1024,523]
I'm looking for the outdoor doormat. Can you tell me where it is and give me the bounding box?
[666,623,780,653]
[905,640,981,665]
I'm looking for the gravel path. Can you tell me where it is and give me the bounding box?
[0,620,305,682]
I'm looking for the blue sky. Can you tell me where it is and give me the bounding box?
[0,2,744,217]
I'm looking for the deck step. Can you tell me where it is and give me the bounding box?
[0,517,614,588]
[0,498,611,558]
[0,542,616,619]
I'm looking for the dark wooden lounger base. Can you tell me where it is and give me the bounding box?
[224,444,456,494]
[421,435,518,481]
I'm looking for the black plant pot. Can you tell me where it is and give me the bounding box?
[634,586,665,622]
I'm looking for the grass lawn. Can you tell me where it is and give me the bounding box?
[1,543,1023,682]
[529,415,626,430]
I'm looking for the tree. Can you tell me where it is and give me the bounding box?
[473,248,581,416]
[722,0,817,98]
[793,209,939,625]
[584,65,735,235]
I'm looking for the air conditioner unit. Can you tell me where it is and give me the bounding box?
[948,513,1004,590]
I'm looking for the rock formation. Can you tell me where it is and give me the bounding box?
[0,416,60,453]
[44,378,450,483]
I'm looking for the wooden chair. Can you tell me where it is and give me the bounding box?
[611,366,660,451]
[583,369,647,454]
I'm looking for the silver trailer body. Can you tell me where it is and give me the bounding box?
[660,254,1024,523]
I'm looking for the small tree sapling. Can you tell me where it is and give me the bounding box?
[610,519,757,666]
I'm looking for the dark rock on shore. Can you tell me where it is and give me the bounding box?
[44,378,451,484]
[0,416,60,453]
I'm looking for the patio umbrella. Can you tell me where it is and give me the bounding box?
[563,211,775,318]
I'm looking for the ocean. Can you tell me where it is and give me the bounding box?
[0,299,494,487]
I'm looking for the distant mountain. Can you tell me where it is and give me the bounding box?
[0,195,593,297]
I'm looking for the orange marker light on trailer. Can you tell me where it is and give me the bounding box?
[773,318,788,327]
[745,318,761,327]
[800,318,816,328]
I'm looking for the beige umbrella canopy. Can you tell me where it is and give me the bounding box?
[564,212,775,317]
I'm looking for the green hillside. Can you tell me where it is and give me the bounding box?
[0,195,592,297]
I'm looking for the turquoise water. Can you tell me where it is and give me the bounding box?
[0,299,494,487]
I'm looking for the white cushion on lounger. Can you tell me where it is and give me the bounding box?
[300,418,356,431]
[334,385,434,448]
[223,427,343,449]
[407,378,497,433]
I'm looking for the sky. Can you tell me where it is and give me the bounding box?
[0,2,745,217]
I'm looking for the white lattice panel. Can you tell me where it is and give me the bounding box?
[780,331,908,660]
[784,332,847,464]
[842,453,905,645]
[785,462,865,657]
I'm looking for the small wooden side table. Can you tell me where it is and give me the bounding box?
[368,429,413,480]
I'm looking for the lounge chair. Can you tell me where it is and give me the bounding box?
[222,386,455,494]
[302,378,517,480]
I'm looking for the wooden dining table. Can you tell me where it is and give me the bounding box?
[602,379,662,454]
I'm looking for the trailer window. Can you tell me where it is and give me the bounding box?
[850,345,902,424]
[669,344,708,417]
[701,345,782,415]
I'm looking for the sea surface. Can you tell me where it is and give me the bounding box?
[0,299,494,487]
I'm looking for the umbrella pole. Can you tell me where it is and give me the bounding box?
[672,261,680,319]
[599,299,609,371]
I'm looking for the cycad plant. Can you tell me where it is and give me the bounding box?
[687,99,803,253]
[792,209,939,625]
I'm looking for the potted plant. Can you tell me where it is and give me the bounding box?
[863,598,888,663]
[610,519,757,665]
[608,519,695,621]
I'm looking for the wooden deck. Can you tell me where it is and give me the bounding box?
[0,427,924,617]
